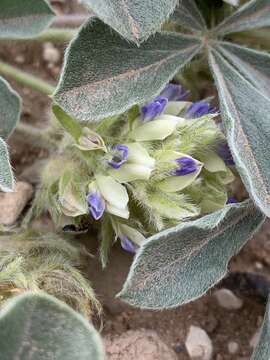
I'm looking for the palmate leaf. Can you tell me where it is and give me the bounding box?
[0,76,21,139]
[0,138,15,192]
[54,19,202,121]
[209,45,270,218]
[171,0,207,32]
[0,292,105,360]
[118,200,264,309]
[81,0,178,43]
[251,297,270,360]
[215,0,270,36]
[214,42,270,98]
[0,0,55,39]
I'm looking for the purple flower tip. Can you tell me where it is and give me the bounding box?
[141,96,168,121]
[160,83,189,101]
[217,143,235,166]
[227,197,238,204]
[108,144,129,169]
[86,191,105,220]
[186,101,216,119]
[120,236,138,253]
[172,157,198,176]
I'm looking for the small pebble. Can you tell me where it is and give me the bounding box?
[227,341,239,354]
[0,182,33,225]
[185,326,213,360]
[249,329,260,349]
[43,42,61,64]
[254,261,263,270]
[214,288,243,310]
[15,54,25,64]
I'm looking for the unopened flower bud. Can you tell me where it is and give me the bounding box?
[75,127,106,152]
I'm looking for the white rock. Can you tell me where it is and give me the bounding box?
[227,341,239,354]
[249,329,260,349]
[43,42,61,64]
[185,326,213,360]
[214,289,243,310]
[0,182,33,225]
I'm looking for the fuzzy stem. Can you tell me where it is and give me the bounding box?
[0,60,55,95]
[30,28,76,43]
[0,28,76,43]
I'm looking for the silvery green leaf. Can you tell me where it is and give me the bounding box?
[54,19,202,121]
[251,297,270,360]
[0,292,105,360]
[0,138,14,192]
[215,0,270,36]
[208,46,270,217]
[0,0,55,39]
[81,0,178,43]
[0,77,21,139]
[118,201,264,309]
[215,42,270,98]
[171,0,207,32]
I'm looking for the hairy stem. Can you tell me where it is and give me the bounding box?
[0,60,55,95]
[0,28,76,43]
[31,28,76,43]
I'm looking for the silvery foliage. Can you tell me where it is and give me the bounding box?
[0,0,54,191]
[0,292,104,360]
[54,0,270,350]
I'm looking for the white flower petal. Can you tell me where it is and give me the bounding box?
[109,164,152,182]
[96,175,129,209]
[158,166,203,192]
[126,143,155,167]
[130,115,180,141]
[200,152,227,173]
[106,203,130,219]
[119,224,145,246]
[163,101,191,116]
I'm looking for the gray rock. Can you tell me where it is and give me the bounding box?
[185,325,213,360]
[104,329,177,360]
[0,182,33,225]
[214,289,243,310]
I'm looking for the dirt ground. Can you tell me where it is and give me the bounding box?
[1,1,269,359]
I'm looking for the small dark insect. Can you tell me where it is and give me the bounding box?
[62,219,90,234]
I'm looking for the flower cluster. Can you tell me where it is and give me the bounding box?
[42,84,235,259]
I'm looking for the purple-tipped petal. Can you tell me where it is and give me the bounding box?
[186,101,217,119]
[160,83,189,101]
[120,235,138,253]
[141,96,168,121]
[108,144,129,169]
[172,157,198,176]
[86,191,105,220]
[217,143,235,166]
[227,197,238,204]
